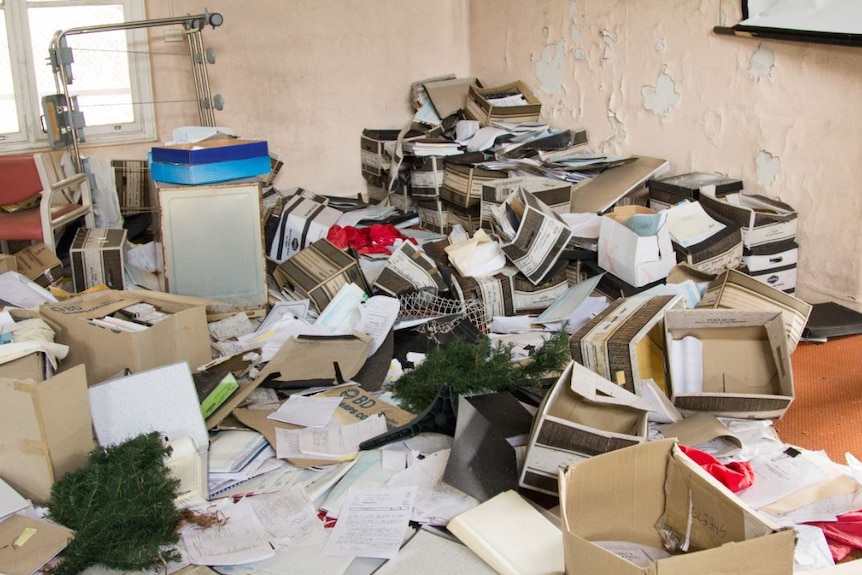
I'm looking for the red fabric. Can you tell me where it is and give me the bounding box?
[327,224,414,255]
[807,511,862,562]
[678,444,755,493]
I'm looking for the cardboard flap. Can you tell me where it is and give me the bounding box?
[424,77,478,118]
[42,291,140,320]
[659,412,742,448]
[568,361,653,413]
[261,333,372,387]
[663,442,780,549]
[570,156,669,214]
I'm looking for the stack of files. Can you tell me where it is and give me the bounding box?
[403,138,463,157]
[208,430,276,497]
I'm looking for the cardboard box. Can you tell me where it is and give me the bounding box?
[559,439,795,575]
[697,268,812,352]
[480,176,571,231]
[14,243,63,288]
[0,351,45,382]
[40,290,212,385]
[0,364,94,504]
[408,155,445,199]
[111,159,152,215]
[150,138,269,165]
[464,81,542,126]
[441,162,507,207]
[646,171,743,204]
[671,206,743,276]
[665,309,794,418]
[373,241,446,297]
[742,240,798,293]
[492,187,573,285]
[360,129,401,177]
[70,227,127,292]
[698,189,798,247]
[267,195,342,263]
[506,261,569,314]
[520,361,652,496]
[452,270,516,326]
[149,154,272,185]
[444,200,481,234]
[0,254,17,274]
[598,206,676,288]
[570,294,683,394]
[273,238,370,313]
[417,198,449,234]
[365,174,389,204]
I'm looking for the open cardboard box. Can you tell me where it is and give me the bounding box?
[664,309,794,419]
[40,289,212,385]
[559,439,795,575]
[520,360,651,496]
[598,206,676,288]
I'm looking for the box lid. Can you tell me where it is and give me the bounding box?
[150,138,268,165]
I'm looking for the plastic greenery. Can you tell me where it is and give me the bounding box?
[47,432,184,575]
[390,328,571,414]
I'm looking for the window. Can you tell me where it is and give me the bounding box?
[0,0,153,152]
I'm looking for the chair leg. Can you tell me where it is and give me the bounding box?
[0,240,8,255]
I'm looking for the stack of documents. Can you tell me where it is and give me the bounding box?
[208,430,276,497]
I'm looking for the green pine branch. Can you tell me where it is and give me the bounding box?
[47,432,184,575]
[390,328,570,413]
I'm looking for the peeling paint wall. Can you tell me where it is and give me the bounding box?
[470,0,862,308]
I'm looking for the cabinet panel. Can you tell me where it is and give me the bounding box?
[156,181,267,311]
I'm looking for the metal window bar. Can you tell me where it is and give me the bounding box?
[47,10,224,172]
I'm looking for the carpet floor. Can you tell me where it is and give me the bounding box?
[773,334,862,464]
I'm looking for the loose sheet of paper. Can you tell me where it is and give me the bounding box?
[668,336,704,394]
[246,485,326,548]
[323,486,417,559]
[268,395,343,428]
[736,447,832,510]
[296,414,388,460]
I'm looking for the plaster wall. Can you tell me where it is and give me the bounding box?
[86,1,862,308]
[468,0,862,308]
[99,0,471,196]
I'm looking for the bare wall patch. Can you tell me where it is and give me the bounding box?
[535,39,566,96]
[756,150,780,187]
[748,43,774,81]
[642,69,679,117]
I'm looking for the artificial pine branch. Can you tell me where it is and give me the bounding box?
[47,432,184,575]
[391,328,570,413]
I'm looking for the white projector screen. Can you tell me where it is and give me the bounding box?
[722,0,862,46]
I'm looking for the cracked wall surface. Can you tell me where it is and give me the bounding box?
[470,0,862,307]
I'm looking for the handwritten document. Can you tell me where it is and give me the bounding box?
[323,486,417,559]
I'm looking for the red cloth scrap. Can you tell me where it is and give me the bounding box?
[327,224,414,255]
[678,444,755,493]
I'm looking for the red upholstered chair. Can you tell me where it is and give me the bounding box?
[0,151,94,254]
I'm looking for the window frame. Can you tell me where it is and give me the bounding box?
[1,0,155,153]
